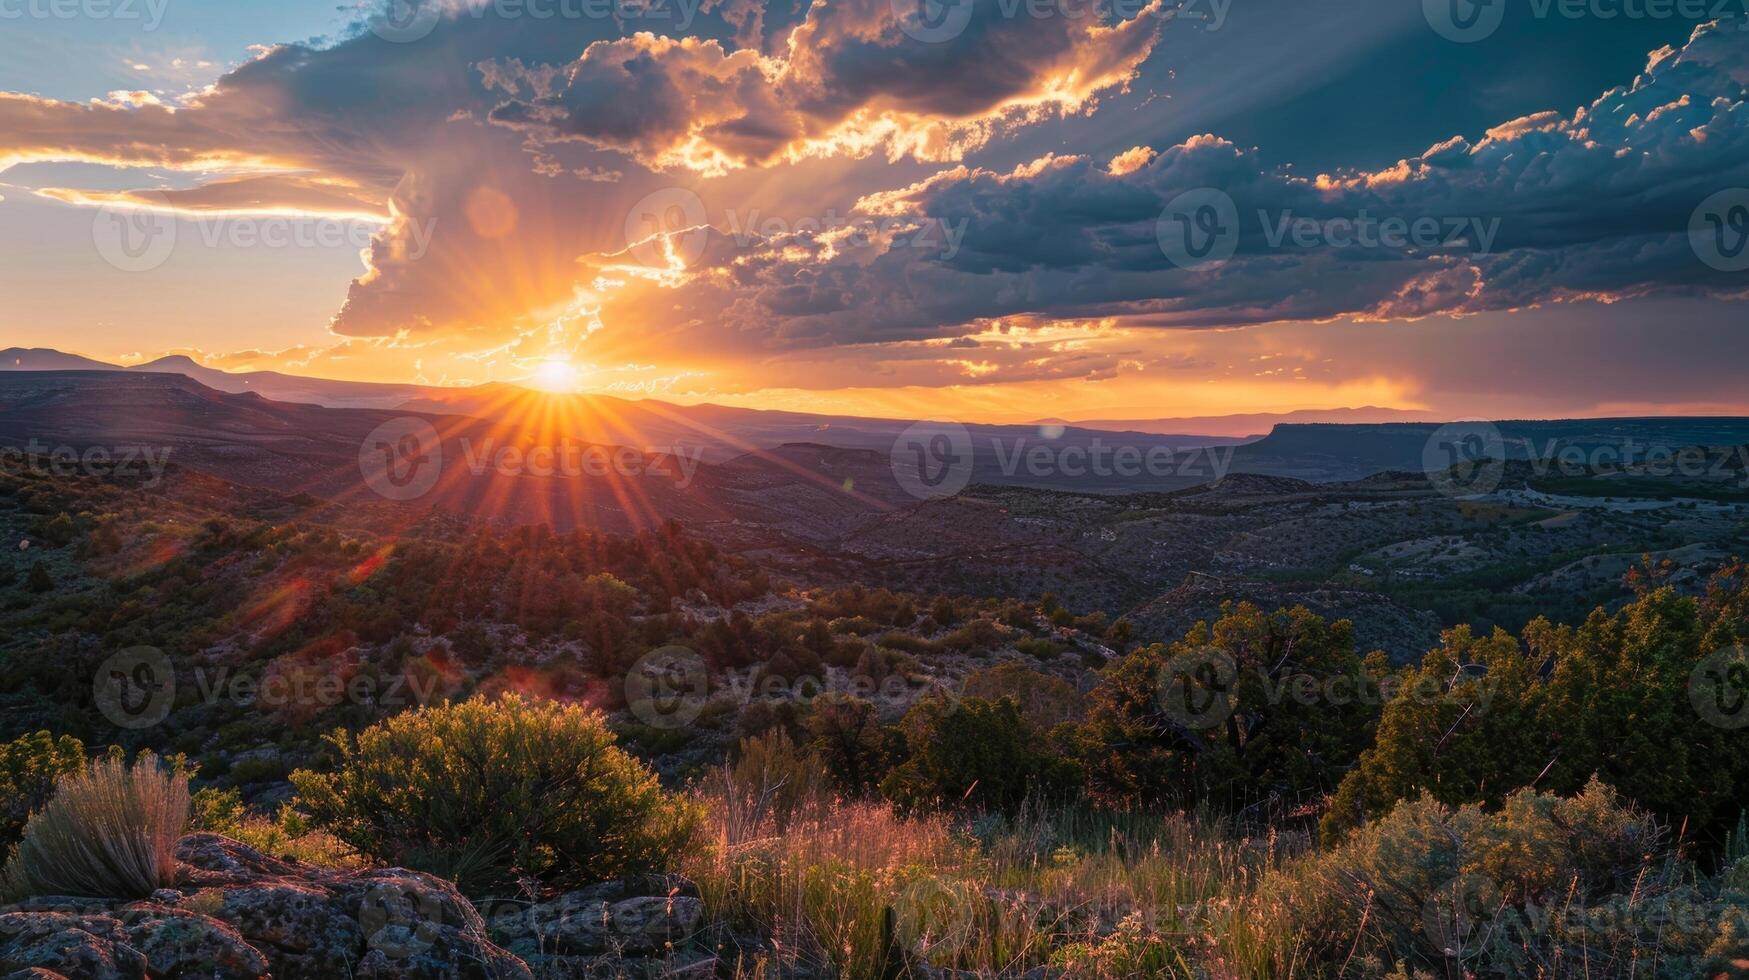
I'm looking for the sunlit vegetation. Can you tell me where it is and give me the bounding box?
[289,695,696,894]
[3,754,188,900]
[4,461,1749,975]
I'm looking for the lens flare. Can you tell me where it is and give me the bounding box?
[529,359,580,393]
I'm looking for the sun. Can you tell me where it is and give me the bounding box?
[528,359,581,393]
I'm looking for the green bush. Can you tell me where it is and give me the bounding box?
[881,696,1080,815]
[290,694,696,894]
[1263,779,1749,978]
[3,754,189,900]
[799,693,895,796]
[0,731,86,848]
[1324,579,1749,847]
[1080,602,1381,814]
[25,561,53,593]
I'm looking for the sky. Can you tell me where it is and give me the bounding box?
[1,0,1746,423]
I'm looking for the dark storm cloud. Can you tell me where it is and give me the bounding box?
[604,20,1748,347]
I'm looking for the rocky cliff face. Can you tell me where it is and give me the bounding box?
[0,834,704,979]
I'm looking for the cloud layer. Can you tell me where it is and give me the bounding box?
[1,3,1744,403]
[593,19,1748,360]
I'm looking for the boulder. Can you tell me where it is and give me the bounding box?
[483,880,704,963]
[0,912,145,980]
[1,834,533,980]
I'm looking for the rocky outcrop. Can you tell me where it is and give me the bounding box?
[0,834,532,979]
[479,877,708,977]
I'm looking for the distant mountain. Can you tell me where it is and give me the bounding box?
[1,347,116,371]
[127,355,433,409]
[1,348,430,409]
[1229,418,1749,481]
[1049,406,1436,439]
[401,383,1248,488]
[0,370,920,534]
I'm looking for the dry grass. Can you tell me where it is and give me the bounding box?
[682,766,1314,979]
[3,753,189,900]
[686,772,964,977]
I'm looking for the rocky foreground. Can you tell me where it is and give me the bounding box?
[0,835,705,979]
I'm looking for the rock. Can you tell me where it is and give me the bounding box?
[174,835,532,980]
[115,904,270,979]
[486,884,704,959]
[1,834,533,980]
[0,912,146,980]
[605,897,703,954]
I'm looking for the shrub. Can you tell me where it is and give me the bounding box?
[0,731,86,848]
[3,754,189,900]
[290,694,696,894]
[1014,637,1062,660]
[941,618,1005,653]
[26,561,53,593]
[874,631,940,656]
[1324,576,1749,847]
[1081,602,1380,814]
[190,787,358,868]
[881,696,1080,815]
[800,693,895,796]
[1258,779,1737,978]
[961,663,1086,731]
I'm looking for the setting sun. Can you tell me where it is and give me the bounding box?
[529,359,581,393]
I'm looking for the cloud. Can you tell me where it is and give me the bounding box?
[483,0,1165,174]
[34,174,391,221]
[592,20,1748,350]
